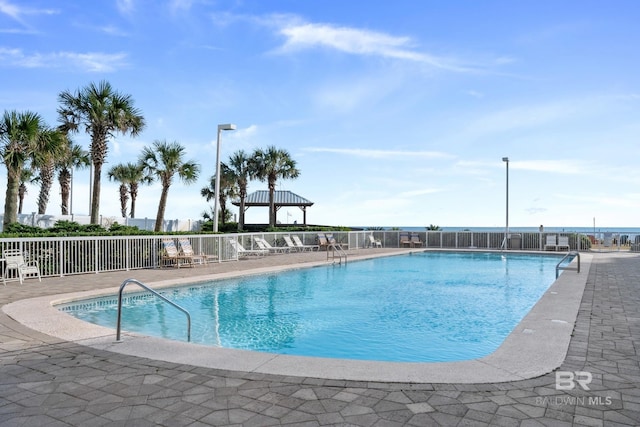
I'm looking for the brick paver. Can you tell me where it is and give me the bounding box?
[1,250,639,426]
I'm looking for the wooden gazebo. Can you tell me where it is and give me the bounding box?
[232,190,314,225]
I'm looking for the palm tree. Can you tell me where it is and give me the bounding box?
[58,80,145,224]
[201,163,237,228]
[0,110,65,227]
[107,162,149,218]
[250,146,300,227]
[18,167,36,214]
[107,164,130,218]
[139,140,200,232]
[33,129,68,214]
[226,150,251,231]
[57,142,90,215]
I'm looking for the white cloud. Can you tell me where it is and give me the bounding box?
[273,21,476,72]
[116,0,135,15]
[304,147,451,159]
[466,90,484,98]
[0,0,58,32]
[466,102,581,135]
[169,0,194,13]
[512,159,591,174]
[99,25,130,37]
[0,48,128,72]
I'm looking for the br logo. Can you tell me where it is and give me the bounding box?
[556,371,592,390]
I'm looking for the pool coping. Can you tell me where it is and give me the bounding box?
[2,251,591,384]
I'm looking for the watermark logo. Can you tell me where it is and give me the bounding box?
[535,371,613,407]
[556,371,592,390]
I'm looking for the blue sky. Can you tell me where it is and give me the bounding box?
[2,0,639,228]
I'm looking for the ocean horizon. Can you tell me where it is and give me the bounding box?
[354,226,640,234]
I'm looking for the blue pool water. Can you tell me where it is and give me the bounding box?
[59,252,563,362]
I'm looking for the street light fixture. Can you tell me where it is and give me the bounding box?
[502,157,509,250]
[213,123,236,232]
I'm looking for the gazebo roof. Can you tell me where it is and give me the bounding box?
[232,190,314,207]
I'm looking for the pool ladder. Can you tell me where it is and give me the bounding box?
[327,243,348,264]
[116,278,191,342]
[556,251,580,279]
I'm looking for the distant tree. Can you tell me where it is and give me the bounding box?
[426,224,441,231]
[201,163,237,228]
[57,142,90,215]
[33,129,68,214]
[139,140,200,232]
[226,150,251,230]
[0,110,65,227]
[250,146,300,227]
[107,164,131,218]
[58,81,145,224]
[18,167,36,214]
[108,162,149,218]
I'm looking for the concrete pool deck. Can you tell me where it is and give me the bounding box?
[1,249,639,425]
[4,249,589,384]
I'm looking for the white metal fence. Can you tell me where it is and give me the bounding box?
[0,230,635,280]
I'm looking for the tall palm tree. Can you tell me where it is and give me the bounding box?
[18,167,36,214]
[33,129,68,214]
[250,146,300,227]
[227,150,251,230]
[58,80,145,224]
[57,142,90,215]
[107,162,149,218]
[107,164,131,218]
[139,140,200,232]
[0,110,65,227]
[201,163,237,228]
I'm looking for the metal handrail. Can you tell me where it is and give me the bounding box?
[556,251,580,279]
[116,278,191,342]
[327,243,348,264]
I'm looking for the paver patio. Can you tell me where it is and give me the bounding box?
[1,249,639,426]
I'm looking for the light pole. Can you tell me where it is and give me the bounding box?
[213,123,236,232]
[502,157,509,249]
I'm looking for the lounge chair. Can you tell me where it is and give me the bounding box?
[293,235,318,251]
[229,238,268,257]
[254,237,289,254]
[3,249,41,284]
[161,239,194,268]
[544,235,558,251]
[399,232,411,247]
[410,233,423,247]
[178,238,217,264]
[326,234,347,250]
[283,236,299,252]
[557,236,570,251]
[368,234,382,248]
[317,233,330,251]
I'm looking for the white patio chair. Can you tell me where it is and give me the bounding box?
[368,234,382,248]
[557,236,570,251]
[3,249,41,284]
[293,235,318,251]
[229,238,268,257]
[283,236,299,252]
[544,235,558,251]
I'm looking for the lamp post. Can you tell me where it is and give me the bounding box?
[502,157,509,249]
[213,123,236,232]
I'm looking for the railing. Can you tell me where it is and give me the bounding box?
[556,251,581,279]
[327,243,348,264]
[116,278,191,342]
[0,230,634,279]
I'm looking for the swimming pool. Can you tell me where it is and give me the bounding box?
[59,252,563,363]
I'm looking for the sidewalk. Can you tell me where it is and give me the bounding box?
[1,250,639,426]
